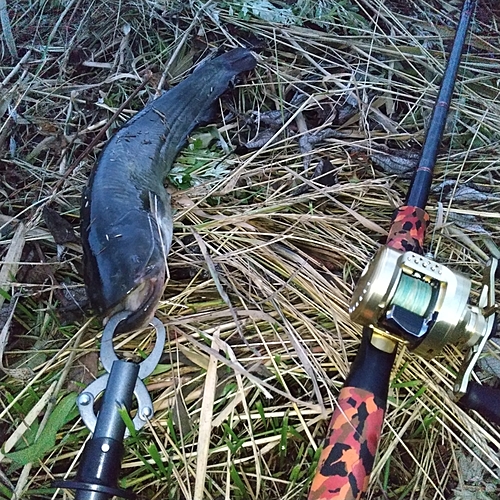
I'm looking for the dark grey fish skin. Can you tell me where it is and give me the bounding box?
[81,48,256,332]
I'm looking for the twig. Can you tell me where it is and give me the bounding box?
[0,0,17,59]
[0,381,57,461]
[0,49,30,89]
[191,229,261,356]
[0,221,25,312]
[46,0,76,46]
[193,329,220,500]
[157,0,213,92]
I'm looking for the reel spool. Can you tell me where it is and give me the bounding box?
[349,246,492,359]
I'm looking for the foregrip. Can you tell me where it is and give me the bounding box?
[386,206,429,254]
[309,328,396,500]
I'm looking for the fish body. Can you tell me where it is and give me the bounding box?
[81,48,256,332]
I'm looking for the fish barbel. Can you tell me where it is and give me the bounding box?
[81,48,256,332]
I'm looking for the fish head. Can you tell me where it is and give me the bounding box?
[82,201,172,333]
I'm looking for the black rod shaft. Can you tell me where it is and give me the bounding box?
[406,0,476,209]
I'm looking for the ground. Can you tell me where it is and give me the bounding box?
[1,0,500,499]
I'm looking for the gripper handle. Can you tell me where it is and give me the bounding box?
[308,328,396,500]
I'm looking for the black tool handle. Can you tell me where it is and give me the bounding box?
[459,380,500,426]
[54,360,139,499]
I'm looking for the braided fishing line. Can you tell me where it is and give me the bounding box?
[390,273,434,316]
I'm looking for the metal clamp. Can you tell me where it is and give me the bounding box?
[78,311,166,436]
[100,312,166,380]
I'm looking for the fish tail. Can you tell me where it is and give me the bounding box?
[216,47,257,73]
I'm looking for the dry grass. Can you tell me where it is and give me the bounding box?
[1,0,500,499]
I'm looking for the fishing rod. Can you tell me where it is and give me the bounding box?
[308,1,499,498]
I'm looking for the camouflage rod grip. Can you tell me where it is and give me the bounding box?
[309,328,396,500]
[386,206,429,254]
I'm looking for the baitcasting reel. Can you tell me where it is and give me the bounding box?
[349,245,497,361]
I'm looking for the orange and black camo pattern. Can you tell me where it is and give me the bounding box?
[308,387,385,500]
[386,205,430,254]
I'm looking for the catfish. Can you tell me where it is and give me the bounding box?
[81,48,256,332]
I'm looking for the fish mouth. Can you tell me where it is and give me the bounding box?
[104,273,165,333]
